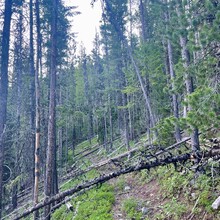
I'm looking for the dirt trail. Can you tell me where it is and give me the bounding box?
[110,173,163,220]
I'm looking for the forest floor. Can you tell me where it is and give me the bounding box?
[3,135,220,220]
[109,171,219,220]
[110,174,162,219]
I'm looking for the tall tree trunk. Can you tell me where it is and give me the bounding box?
[179,36,200,151]
[177,1,200,152]
[29,0,36,191]
[34,0,41,218]
[108,97,113,150]
[0,0,13,218]
[12,1,24,209]
[167,40,182,142]
[82,57,93,144]
[164,5,182,142]
[58,88,63,165]
[104,112,108,149]
[44,0,58,218]
[121,90,130,150]
[139,0,148,42]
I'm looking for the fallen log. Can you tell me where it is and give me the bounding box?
[62,137,191,181]
[66,202,73,211]
[62,142,147,181]
[73,144,99,159]
[212,196,220,210]
[13,149,220,220]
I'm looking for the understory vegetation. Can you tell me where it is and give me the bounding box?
[53,184,115,220]
[49,136,220,220]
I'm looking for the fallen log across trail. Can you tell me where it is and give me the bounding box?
[13,149,220,220]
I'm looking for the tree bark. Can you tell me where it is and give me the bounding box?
[0,0,13,218]
[167,39,182,142]
[82,56,93,144]
[34,0,41,218]
[164,5,182,142]
[29,0,36,191]
[44,0,58,218]
[139,0,148,42]
[179,37,200,151]
[12,1,24,209]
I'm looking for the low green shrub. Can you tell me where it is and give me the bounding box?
[122,197,142,220]
[53,183,115,220]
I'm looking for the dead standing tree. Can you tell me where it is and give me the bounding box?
[44,0,58,218]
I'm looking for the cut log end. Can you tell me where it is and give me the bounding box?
[66,202,74,212]
[212,196,220,210]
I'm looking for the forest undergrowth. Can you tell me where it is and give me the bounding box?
[50,136,220,220]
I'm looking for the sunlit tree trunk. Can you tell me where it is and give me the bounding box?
[34,0,41,218]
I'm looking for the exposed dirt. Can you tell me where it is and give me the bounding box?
[110,172,164,220]
[110,172,219,220]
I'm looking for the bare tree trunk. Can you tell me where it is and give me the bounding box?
[104,112,108,149]
[12,1,23,209]
[128,96,134,141]
[34,0,41,218]
[0,0,12,218]
[82,57,93,145]
[139,0,148,42]
[58,88,63,165]
[122,93,130,150]
[108,96,113,150]
[180,36,200,151]
[29,0,36,191]
[167,40,181,141]
[44,0,58,218]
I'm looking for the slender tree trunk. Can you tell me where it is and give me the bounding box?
[58,88,63,165]
[65,119,68,164]
[167,40,182,142]
[12,2,23,209]
[139,0,148,42]
[128,95,134,140]
[176,1,200,152]
[34,0,41,218]
[122,92,130,150]
[164,0,181,143]
[179,36,200,151]
[29,0,36,192]
[82,57,93,145]
[109,102,113,150]
[104,112,108,149]
[44,0,58,218]
[0,0,12,218]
